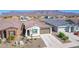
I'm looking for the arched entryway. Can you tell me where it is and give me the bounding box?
[21,23,26,37]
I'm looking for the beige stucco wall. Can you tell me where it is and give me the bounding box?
[6,27,21,39]
[26,26,40,37]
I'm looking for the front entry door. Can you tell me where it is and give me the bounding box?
[27,30,30,36]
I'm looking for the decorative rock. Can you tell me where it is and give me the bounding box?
[20,41,24,46]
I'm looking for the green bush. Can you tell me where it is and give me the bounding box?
[62,36,69,41]
[58,32,69,42]
[58,32,65,38]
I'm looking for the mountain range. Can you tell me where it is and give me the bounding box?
[1,10,79,16]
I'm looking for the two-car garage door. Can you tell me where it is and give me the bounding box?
[40,28,50,34]
[58,27,67,32]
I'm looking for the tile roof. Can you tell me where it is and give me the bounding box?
[45,19,75,27]
[0,19,21,30]
[22,20,50,29]
[0,18,50,30]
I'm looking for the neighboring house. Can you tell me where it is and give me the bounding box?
[45,19,79,33]
[22,20,52,37]
[0,19,21,39]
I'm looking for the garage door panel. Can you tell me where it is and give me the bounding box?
[40,28,50,34]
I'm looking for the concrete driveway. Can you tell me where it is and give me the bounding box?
[40,34,62,48]
[40,34,79,48]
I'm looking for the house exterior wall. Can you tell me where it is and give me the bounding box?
[57,26,75,32]
[26,26,40,37]
[25,26,51,37]
[58,27,66,32]
[74,26,79,32]
[53,25,69,32]
[6,27,21,39]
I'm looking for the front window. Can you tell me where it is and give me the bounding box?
[32,29,38,34]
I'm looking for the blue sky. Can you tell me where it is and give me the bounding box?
[0,10,79,14]
[0,10,31,13]
[61,10,79,13]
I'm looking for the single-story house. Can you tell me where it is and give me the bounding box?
[0,18,52,39]
[22,20,52,37]
[45,19,79,32]
[0,19,21,39]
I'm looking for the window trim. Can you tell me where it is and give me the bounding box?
[32,29,38,34]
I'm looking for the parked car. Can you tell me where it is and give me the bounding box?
[74,31,79,35]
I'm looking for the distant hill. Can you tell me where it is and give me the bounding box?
[1,10,79,16]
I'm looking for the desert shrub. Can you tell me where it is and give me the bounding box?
[10,35,15,40]
[58,32,65,38]
[7,35,15,42]
[62,36,69,42]
[58,32,69,42]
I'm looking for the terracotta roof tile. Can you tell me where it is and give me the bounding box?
[23,20,50,29]
[0,18,50,30]
[0,19,21,30]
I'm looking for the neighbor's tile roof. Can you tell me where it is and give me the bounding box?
[0,18,50,30]
[0,19,21,30]
[45,19,75,27]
